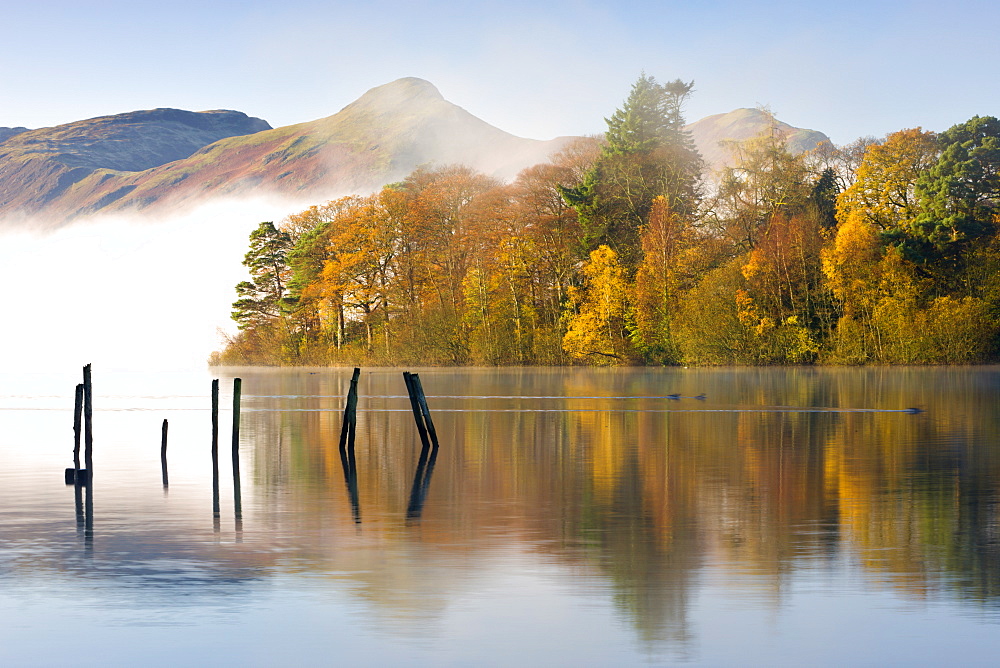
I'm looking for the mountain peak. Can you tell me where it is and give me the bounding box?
[686,107,831,171]
[344,77,445,113]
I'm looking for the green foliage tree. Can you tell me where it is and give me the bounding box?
[809,167,840,230]
[232,221,293,331]
[909,116,1000,263]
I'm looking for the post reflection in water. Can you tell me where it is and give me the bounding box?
[406,440,439,521]
[233,469,243,539]
[71,478,94,551]
[338,433,361,524]
[84,481,93,550]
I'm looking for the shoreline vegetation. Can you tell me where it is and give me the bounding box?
[212,75,1000,368]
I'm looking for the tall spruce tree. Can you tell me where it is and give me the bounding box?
[561,74,702,269]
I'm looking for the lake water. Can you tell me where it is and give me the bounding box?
[2,365,1000,666]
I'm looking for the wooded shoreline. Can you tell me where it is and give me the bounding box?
[215,76,1000,368]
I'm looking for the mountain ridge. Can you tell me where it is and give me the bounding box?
[0,109,271,217]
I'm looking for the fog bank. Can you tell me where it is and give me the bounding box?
[0,198,302,373]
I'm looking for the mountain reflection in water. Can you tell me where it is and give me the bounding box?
[1,366,1000,666]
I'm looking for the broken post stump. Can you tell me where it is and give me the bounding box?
[338,368,360,453]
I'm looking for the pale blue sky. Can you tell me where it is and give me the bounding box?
[2,0,998,145]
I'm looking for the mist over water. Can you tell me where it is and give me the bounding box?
[0,198,305,372]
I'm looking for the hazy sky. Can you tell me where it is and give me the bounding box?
[3,0,998,146]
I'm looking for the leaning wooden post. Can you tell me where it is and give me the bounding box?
[161,419,169,488]
[411,374,439,450]
[83,364,93,479]
[336,368,361,524]
[403,372,430,450]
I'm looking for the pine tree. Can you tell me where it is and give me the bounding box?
[911,116,1000,262]
[232,221,293,331]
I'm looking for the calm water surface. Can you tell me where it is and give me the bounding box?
[2,366,1000,666]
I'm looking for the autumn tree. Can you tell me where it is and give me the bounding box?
[563,245,635,364]
[709,113,813,253]
[689,117,835,363]
[823,123,1000,363]
[837,128,939,236]
[387,166,501,362]
[631,196,692,363]
[283,197,368,350]
[314,195,398,354]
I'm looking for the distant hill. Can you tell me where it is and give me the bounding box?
[0,109,271,220]
[686,108,831,173]
[0,80,832,225]
[0,127,28,143]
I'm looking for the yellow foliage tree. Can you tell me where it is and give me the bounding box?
[836,128,938,232]
[563,245,635,364]
[632,196,689,363]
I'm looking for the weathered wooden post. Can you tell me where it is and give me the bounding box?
[338,368,362,523]
[211,379,220,520]
[161,419,169,488]
[211,379,219,475]
[403,372,430,450]
[231,378,242,475]
[347,371,359,454]
[338,368,360,452]
[73,383,83,468]
[232,378,243,521]
[79,363,93,484]
[411,373,439,450]
[66,382,87,484]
